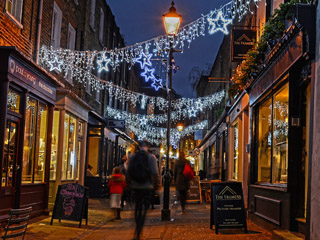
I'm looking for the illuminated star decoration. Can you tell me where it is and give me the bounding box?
[135,51,152,69]
[48,56,63,72]
[195,100,203,111]
[141,67,155,82]
[97,54,111,72]
[140,116,148,126]
[188,107,197,118]
[207,11,232,35]
[151,78,163,91]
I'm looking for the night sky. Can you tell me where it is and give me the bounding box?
[107,0,231,97]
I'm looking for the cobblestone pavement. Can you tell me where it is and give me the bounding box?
[23,192,272,240]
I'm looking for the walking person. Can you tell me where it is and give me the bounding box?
[174,152,193,213]
[108,167,126,220]
[119,155,129,210]
[128,140,159,240]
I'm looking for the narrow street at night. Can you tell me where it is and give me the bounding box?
[1,0,320,239]
[24,188,272,240]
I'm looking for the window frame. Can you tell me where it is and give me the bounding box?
[254,80,289,187]
[51,1,62,48]
[5,0,24,27]
[99,7,104,44]
[89,0,96,30]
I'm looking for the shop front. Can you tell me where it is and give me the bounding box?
[247,19,314,233]
[48,89,91,209]
[227,93,249,204]
[0,48,61,217]
[198,112,228,180]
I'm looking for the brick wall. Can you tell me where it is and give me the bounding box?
[0,0,39,59]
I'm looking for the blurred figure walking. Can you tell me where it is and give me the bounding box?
[108,167,126,220]
[128,140,159,240]
[174,152,193,213]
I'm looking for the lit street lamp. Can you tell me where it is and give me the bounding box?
[161,1,182,221]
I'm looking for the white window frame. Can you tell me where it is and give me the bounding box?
[90,0,96,30]
[5,0,23,25]
[51,2,62,48]
[67,23,76,50]
[99,8,104,44]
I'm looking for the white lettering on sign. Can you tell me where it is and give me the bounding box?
[15,65,37,85]
[39,81,53,94]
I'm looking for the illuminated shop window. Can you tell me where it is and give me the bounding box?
[22,97,48,183]
[232,122,239,180]
[7,89,20,113]
[61,113,76,180]
[257,82,289,185]
[50,110,60,180]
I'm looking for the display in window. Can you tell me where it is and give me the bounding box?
[7,89,20,113]
[232,122,239,180]
[50,110,60,180]
[62,114,76,180]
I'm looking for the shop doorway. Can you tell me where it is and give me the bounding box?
[1,116,21,214]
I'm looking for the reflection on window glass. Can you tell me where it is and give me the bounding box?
[2,120,17,187]
[272,84,289,184]
[76,140,82,180]
[232,122,239,180]
[7,89,20,113]
[50,110,60,180]
[257,97,272,183]
[34,103,48,183]
[22,97,37,183]
[22,97,48,184]
[62,114,76,180]
[257,82,289,185]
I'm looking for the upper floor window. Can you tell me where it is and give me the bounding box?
[51,2,62,48]
[5,0,23,23]
[90,0,96,30]
[99,8,104,43]
[67,23,76,50]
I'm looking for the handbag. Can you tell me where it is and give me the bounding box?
[183,163,194,180]
[151,193,160,205]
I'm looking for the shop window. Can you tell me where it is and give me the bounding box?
[232,122,239,180]
[50,110,60,180]
[256,82,289,185]
[76,121,84,180]
[5,0,23,24]
[7,89,20,113]
[61,113,76,180]
[87,136,100,176]
[2,120,18,187]
[22,97,48,183]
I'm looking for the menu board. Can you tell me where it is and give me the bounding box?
[187,176,201,203]
[210,182,247,234]
[51,183,88,228]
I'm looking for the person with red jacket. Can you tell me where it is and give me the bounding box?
[108,167,126,220]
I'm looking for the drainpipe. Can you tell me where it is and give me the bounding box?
[34,0,43,63]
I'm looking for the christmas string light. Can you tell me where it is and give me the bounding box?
[39,0,260,75]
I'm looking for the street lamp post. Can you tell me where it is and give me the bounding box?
[161,1,181,221]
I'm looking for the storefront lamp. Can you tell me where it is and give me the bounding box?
[163,1,182,36]
[177,124,184,132]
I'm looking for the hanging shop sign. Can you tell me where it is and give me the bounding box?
[8,56,56,100]
[231,29,256,62]
[51,183,88,228]
[107,119,125,129]
[210,182,247,234]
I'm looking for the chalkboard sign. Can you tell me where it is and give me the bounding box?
[187,176,201,203]
[210,182,247,234]
[51,183,88,228]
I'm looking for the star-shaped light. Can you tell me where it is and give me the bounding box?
[141,67,155,82]
[151,78,163,91]
[188,107,197,118]
[208,11,232,35]
[97,54,111,72]
[140,116,148,126]
[48,56,63,72]
[195,100,203,111]
[135,51,152,69]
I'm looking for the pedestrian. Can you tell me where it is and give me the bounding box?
[119,155,130,210]
[174,152,192,213]
[108,167,126,220]
[86,164,95,177]
[128,140,159,240]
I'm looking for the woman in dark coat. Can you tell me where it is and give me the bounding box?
[174,152,190,212]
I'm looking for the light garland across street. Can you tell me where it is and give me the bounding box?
[39,0,260,80]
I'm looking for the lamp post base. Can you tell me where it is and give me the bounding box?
[161,208,171,221]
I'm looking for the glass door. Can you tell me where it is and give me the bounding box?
[1,117,20,203]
